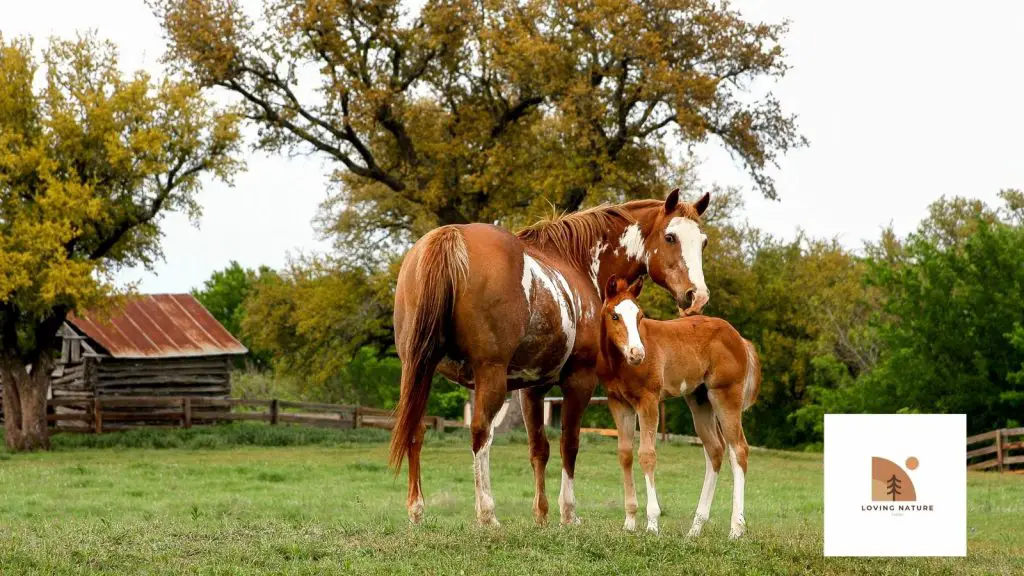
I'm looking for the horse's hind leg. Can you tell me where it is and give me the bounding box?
[407,421,427,524]
[608,396,638,531]
[708,387,749,539]
[557,369,597,525]
[470,363,508,526]
[684,391,725,538]
[521,385,553,525]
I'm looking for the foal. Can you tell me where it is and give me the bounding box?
[596,276,761,538]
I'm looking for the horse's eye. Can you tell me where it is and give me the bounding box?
[665,234,676,244]
[611,313,619,321]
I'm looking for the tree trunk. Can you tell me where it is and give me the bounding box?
[493,390,525,434]
[2,355,52,452]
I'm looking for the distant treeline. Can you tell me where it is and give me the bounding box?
[195,190,1024,450]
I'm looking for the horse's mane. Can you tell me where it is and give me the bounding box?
[515,199,666,269]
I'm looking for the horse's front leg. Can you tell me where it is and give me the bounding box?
[521,385,553,525]
[608,395,638,531]
[557,369,598,525]
[636,395,661,533]
[470,363,509,526]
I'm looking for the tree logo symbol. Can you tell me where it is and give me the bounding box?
[871,457,918,502]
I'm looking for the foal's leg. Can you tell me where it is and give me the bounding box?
[406,421,427,524]
[557,370,597,525]
[636,395,661,533]
[521,385,553,525]
[608,396,638,531]
[709,388,750,539]
[684,393,725,538]
[470,364,509,526]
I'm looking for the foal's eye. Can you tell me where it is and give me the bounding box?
[665,234,676,244]
[611,313,619,321]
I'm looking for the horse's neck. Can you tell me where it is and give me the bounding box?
[594,205,661,292]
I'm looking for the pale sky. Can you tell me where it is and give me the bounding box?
[5,1,1023,293]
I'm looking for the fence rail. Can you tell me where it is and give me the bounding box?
[46,396,463,434]
[966,427,1024,473]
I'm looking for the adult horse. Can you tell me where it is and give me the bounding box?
[390,189,711,526]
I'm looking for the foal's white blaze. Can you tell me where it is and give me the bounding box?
[688,448,719,538]
[619,223,647,262]
[559,468,580,525]
[644,473,660,533]
[728,445,746,539]
[665,217,708,295]
[473,423,499,526]
[613,299,644,359]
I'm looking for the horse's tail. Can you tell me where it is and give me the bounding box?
[389,226,468,472]
[741,339,761,412]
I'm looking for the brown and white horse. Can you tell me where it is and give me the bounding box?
[596,276,760,538]
[390,190,711,526]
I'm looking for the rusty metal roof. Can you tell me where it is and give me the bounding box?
[67,294,248,359]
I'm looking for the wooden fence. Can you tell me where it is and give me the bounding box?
[966,427,1024,473]
[46,396,463,434]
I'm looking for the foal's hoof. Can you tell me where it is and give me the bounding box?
[623,516,637,532]
[408,503,424,525]
[728,524,746,540]
[646,519,659,534]
[561,514,581,526]
[478,514,501,528]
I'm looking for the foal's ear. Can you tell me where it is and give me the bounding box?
[628,276,644,298]
[605,274,620,299]
[694,191,711,216]
[664,188,680,214]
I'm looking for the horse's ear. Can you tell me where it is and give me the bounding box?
[694,191,711,216]
[664,188,680,214]
[628,276,644,298]
[605,274,619,299]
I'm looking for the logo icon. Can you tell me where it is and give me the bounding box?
[871,457,918,502]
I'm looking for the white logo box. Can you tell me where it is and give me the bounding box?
[824,414,967,557]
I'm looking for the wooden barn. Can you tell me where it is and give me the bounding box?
[50,294,248,427]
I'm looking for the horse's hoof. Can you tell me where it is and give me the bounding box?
[478,514,501,528]
[728,525,745,540]
[561,514,581,526]
[623,516,636,532]
[534,513,548,527]
[646,520,659,534]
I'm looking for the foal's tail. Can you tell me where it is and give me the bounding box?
[741,339,761,411]
[389,226,468,472]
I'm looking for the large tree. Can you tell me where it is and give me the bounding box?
[153,0,805,261]
[0,34,242,451]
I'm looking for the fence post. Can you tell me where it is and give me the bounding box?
[93,397,102,434]
[270,398,279,425]
[434,415,443,432]
[352,407,361,429]
[183,397,192,429]
[996,428,1004,473]
[659,401,667,442]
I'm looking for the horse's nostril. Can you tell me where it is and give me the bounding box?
[681,288,696,308]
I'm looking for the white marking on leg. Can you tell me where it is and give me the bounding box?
[559,468,580,525]
[688,448,719,537]
[728,445,746,539]
[644,473,660,533]
[473,424,499,526]
[619,223,647,262]
[410,480,425,524]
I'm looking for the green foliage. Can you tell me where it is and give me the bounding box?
[192,260,273,367]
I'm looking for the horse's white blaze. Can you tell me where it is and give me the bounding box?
[728,445,746,538]
[665,217,708,294]
[522,254,579,376]
[619,223,647,262]
[473,423,498,525]
[644,473,660,532]
[559,468,580,524]
[688,448,719,537]
[589,241,607,293]
[613,299,643,357]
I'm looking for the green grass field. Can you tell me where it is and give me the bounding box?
[0,427,1021,575]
